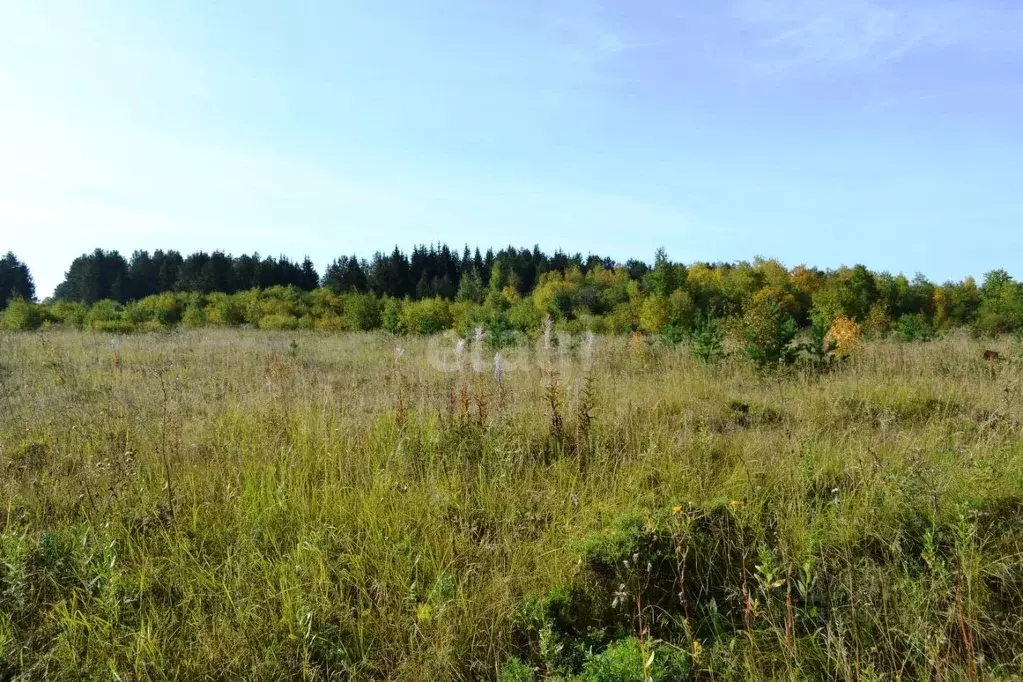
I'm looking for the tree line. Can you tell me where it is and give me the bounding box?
[2,244,1023,339]
[41,245,623,305]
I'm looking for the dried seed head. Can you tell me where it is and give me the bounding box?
[493,352,504,383]
[472,327,485,372]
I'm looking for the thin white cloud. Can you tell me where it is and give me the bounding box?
[733,0,1023,70]
[533,0,659,88]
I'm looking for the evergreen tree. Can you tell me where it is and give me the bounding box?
[234,254,260,290]
[128,250,160,300]
[54,249,130,304]
[155,250,183,292]
[456,268,485,303]
[472,248,484,277]
[323,255,368,293]
[300,257,319,291]
[0,252,35,308]
[644,247,686,297]
[625,259,649,281]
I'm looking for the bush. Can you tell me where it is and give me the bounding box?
[506,297,543,333]
[258,314,299,331]
[510,512,730,679]
[136,293,185,326]
[206,294,245,327]
[483,312,519,349]
[743,299,797,368]
[314,313,344,332]
[400,297,452,335]
[574,638,689,682]
[895,313,935,342]
[639,295,669,334]
[862,302,891,338]
[136,320,167,333]
[381,298,405,335]
[449,300,481,336]
[85,300,122,330]
[826,314,861,357]
[659,318,687,348]
[307,288,343,319]
[90,319,136,334]
[121,302,150,326]
[0,298,48,331]
[499,657,535,682]
[47,300,87,328]
[606,303,638,335]
[181,304,207,328]
[341,293,380,331]
[690,312,724,363]
[240,286,305,324]
[798,314,838,370]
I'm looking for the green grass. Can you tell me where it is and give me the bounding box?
[1,329,1023,680]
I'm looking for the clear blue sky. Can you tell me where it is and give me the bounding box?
[2,0,1022,297]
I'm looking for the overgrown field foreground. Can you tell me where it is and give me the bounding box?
[2,331,1023,680]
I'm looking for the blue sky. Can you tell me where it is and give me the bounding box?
[2,0,1022,297]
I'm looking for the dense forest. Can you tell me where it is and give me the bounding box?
[2,245,1022,342]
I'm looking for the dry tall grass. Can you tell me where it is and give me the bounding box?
[1,330,1022,680]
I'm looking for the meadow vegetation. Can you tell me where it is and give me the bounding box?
[2,326,1023,680]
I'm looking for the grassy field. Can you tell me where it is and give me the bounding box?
[2,329,1023,680]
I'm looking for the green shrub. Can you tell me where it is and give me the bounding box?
[206,294,245,327]
[136,320,167,333]
[798,313,838,370]
[48,300,88,328]
[639,295,669,333]
[258,314,299,331]
[510,511,739,679]
[975,269,1023,336]
[381,298,405,335]
[506,297,543,333]
[241,286,306,324]
[307,288,343,319]
[499,657,535,682]
[0,298,48,331]
[85,299,122,330]
[659,318,687,348]
[136,293,185,326]
[341,293,380,331]
[484,311,519,349]
[690,312,724,363]
[121,302,150,326]
[574,638,689,682]
[314,313,344,332]
[743,299,797,368]
[449,300,481,336]
[90,319,136,334]
[400,297,452,335]
[895,313,936,342]
[181,304,208,328]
